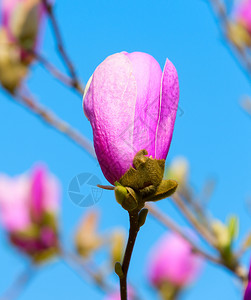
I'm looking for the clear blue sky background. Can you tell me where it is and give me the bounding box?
[0,0,251,299]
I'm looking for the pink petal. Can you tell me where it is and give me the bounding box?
[84,52,138,184]
[125,52,162,157]
[235,0,251,32]
[0,174,30,231]
[1,0,21,28]
[30,164,45,221]
[155,58,179,159]
[30,164,60,218]
[42,173,60,213]
[147,232,203,287]
[103,287,134,300]
[245,282,251,300]
[1,0,47,56]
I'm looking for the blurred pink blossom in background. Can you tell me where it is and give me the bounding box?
[104,287,134,300]
[234,0,251,33]
[244,283,251,300]
[0,173,30,231]
[147,232,203,288]
[1,0,20,26]
[244,262,251,300]
[0,0,49,91]
[1,0,47,60]
[0,164,60,261]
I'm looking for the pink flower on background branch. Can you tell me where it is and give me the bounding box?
[147,232,203,289]
[0,0,48,92]
[234,0,251,33]
[0,164,60,263]
[244,263,251,300]
[1,0,46,52]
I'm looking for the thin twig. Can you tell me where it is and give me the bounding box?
[146,203,247,281]
[180,188,212,229]
[235,232,251,258]
[146,203,220,264]
[7,89,96,158]
[209,0,251,80]
[118,210,140,300]
[17,43,83,96]
[33,51,83,95]
[171,193,217,248]
[240,96,251,116]
[0,264,35,300]
[173,192,247,280]
[41,0,84,93]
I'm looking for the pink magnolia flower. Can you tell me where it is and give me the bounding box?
[0,174,30,231]
[1,0,46,59]
[234,0,251,33]
[0,164,60,261]
[104,288,134,300]
[244,262,251,300]
[245,283,251,300]
[1,0,21,26]
[30,164,59,221]
[83,52,179,184]
[147,232,203,288]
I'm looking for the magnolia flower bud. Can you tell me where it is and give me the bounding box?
[104,287,134,300]
[83,52,179,185]
[165,156,189,188]
[110,229,126,265]
[0,0,49,91]
[245,282,251,300]
[234,0,251,34]
[114,185,128,205]
[0,28,28,92]
[1,0,46,52]
[244,261,251,300]
[0,164,60,263]
[147,232,203,288]
[74,210,103,258]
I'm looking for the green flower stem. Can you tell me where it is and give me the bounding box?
[119,210,141,300]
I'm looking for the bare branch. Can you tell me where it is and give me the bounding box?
[41,0,84,92]
[146,203,247,281]
[209,0,251,80]
[146,203,220,263]
[5,88,96,158]
[171,193,217,248]
[61,251,114,294]
[0,264,35,300]
[33,51,84,95]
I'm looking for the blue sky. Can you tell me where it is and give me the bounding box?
[0,0,251,299]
